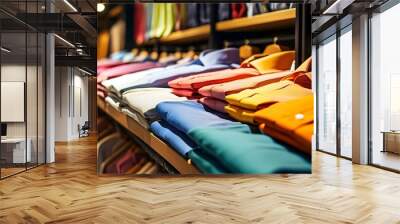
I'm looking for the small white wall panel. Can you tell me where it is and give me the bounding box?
[1,82,25,122]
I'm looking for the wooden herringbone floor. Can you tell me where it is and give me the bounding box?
[0,135,400,224]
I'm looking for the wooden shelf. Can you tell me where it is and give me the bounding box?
[217,9,296,32]
[157,9,296,45]
[159,25,210,44]
[97,96,201,175]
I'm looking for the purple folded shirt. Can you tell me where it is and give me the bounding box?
[97,62,162,83]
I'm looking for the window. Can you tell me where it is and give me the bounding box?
[370,2,400,171]
[317,35,337,154]
[339,27,352,158]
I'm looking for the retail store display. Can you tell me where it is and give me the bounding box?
[97,3,312,174]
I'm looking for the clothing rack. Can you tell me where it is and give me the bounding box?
[223,35,295,48]
[137,6,309,64]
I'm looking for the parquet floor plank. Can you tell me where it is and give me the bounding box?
[0,136,399,223]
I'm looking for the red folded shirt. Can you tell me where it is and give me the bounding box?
[172,89,198,97]
[169,68,260,90]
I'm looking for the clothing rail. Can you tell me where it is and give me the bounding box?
[223,35,295,48]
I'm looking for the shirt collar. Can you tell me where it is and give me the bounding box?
[198,48,240,67]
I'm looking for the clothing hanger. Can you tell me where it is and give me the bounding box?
[239,39,260,61]
[159,50,168,60]
[174,48,183,59]
[263,37,288,55]
[150,48,159,61]
[134,50,149,62]
[184,47,196,59]
[131,48,139,58]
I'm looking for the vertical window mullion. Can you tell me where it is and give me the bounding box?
[336,28,341,157]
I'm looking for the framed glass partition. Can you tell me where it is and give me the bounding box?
[0,0,46,179]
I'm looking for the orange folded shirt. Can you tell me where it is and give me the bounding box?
[224,81,313,124]
[255,95,314,154]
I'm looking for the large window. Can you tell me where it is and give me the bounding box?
[370,2,400,171]
[316,25,353,159]
[339,27,352,158]
[317,35,337,154]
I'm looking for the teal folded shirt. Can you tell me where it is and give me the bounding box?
[188,127,311,174]
[187,150,228,174]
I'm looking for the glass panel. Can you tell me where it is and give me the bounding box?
[26,0,39,169]
[27,31,38,169]
[339,28,352,158]
[371,3,400,171]
[38,32,45,165]
[317,36,337,154]
[0,31,27,177]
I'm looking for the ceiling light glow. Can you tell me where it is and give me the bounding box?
[97,3,106,12]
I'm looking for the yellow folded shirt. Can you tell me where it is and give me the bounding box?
[226,81,312,110]
[224,105,256,124]
[226,80,292,107]
[247,51,295,74]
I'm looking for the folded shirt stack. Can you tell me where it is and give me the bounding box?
[198,56,311,102]
[97,61,162,83]
[254,95,314,155]
[169,51,295,113]
[118,48,240,93]
[150,101,247,157]
[222,58,312,124]
[225,79,313,124]
[149,101,310,174]
[121,88,187,129]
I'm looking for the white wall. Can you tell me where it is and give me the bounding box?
[1,63,46,164]
[54,67,89,141]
